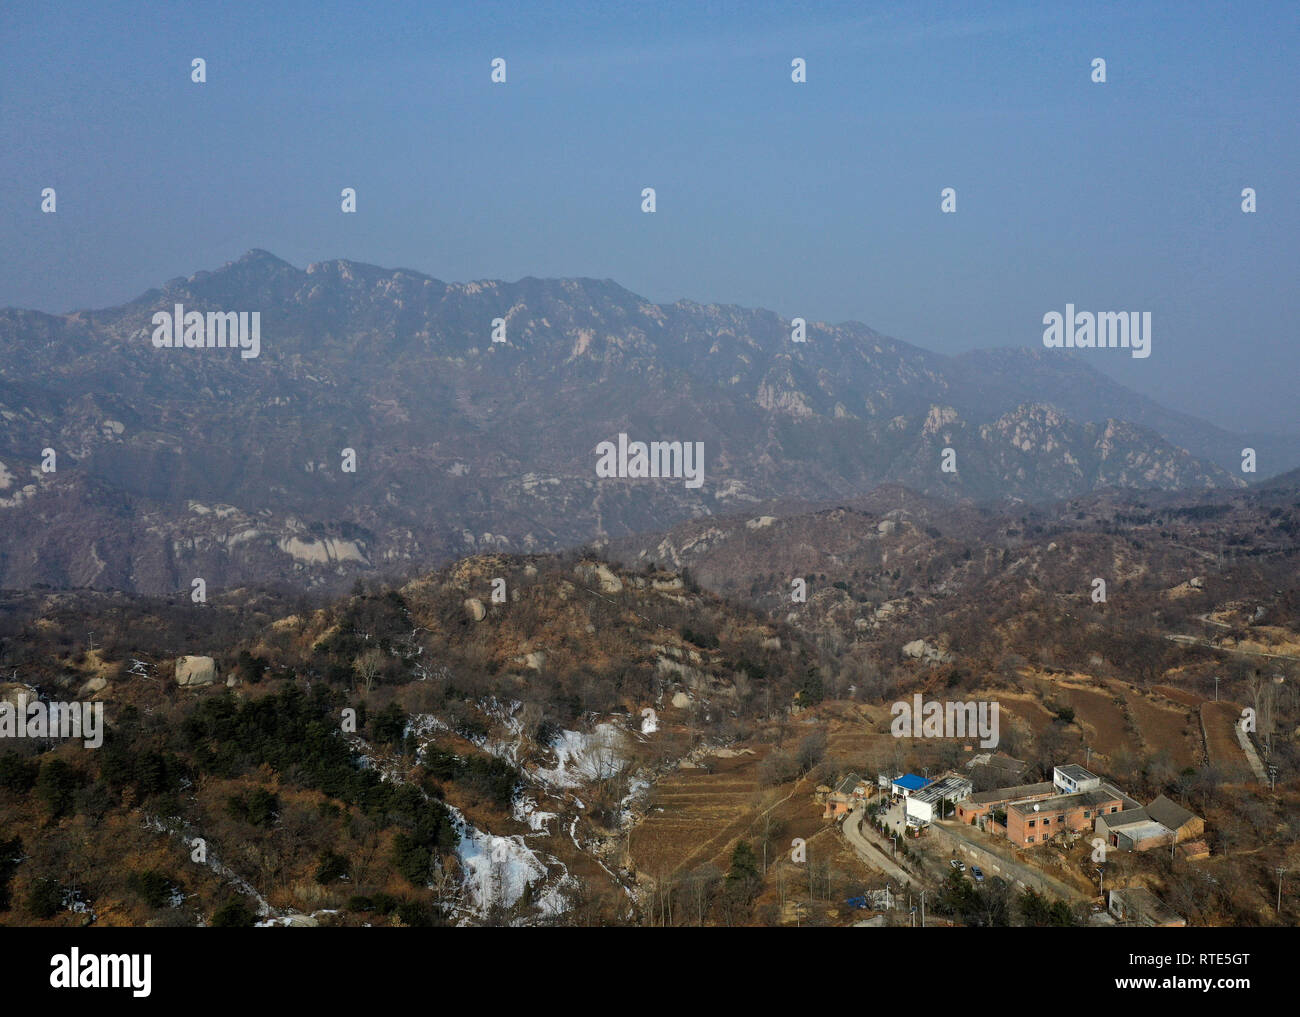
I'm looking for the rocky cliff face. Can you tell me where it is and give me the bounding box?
[0,251,1251,593]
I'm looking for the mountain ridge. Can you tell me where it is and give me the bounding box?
[0,251,1286,595]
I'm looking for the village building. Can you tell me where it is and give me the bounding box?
[1006,787,1126,847]
[1095,807,1171,851]
[954,780,1056,828]
[1053,763,1102,794]
[1095,795,1205,852]
[1146,795,1205,843]
[891,773,930,798]
[948,763,1140,842]
[904,774,973,828]
[965,751,1027,787]
[822,772,870,818]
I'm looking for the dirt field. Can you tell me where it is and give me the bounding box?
[1123,690,1200,769]
[1047,682,1131,759]
[1201,700,1251,775]
[991,692,1057,743]
[1002,673,1201,771]
[1153,684,1207,709]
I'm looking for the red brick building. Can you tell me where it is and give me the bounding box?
[954,781,1055,828]
[1005,788,1124,846]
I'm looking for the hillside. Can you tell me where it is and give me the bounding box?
[2,479,1298,927]
[0,550,827,926]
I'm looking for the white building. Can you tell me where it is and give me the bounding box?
[1053,764,1100,795]
[904,775,973,827]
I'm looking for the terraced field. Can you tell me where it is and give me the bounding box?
[1045,681,1131,759]
[631,749,769,877]
[629,740,856,884]
[1124,689,1200,769]
[1201,700,1253,776]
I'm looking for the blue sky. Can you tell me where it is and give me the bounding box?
[2,1,1296,432]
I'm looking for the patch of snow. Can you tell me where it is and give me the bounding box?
[512,794,557,832]
[532,723,629,790]
[447,804,552,917]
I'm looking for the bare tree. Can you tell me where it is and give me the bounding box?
[353,648,385,694]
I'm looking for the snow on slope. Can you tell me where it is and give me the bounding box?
[446,803,569,919]
[532,723,630,789]
[353,727,574,923]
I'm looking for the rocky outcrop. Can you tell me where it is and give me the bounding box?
[901,639,954,664]
[175,655,218,687]
[575,562,622,594]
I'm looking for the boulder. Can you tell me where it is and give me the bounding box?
[175,655,218,687]
[657,656,704,684]
[0,683,36,709]
[671,692,691,709]
[901,639,954,664]
[79,676,108,696]
[463,597,486,621]
[575,562,623,594]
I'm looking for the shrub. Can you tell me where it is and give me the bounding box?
[314,851,349,884]
[0,753,38,793]
[126,870,178,910]
[36,758,80,818]
[26,877,64,919]
[210,898,256,927]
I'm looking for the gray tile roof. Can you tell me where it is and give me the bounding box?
[1147,794,1197,831]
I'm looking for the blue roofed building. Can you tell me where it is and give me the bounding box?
[891,773,931,798]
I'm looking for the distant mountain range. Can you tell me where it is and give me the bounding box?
[0,250,1293,594]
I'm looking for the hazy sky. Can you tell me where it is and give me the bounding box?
[3,1,1296,433]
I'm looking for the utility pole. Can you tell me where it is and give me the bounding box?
[1278,867,1286,914]
[920,890,926,928]
[1213,676,1221,702]
[1096,867,1105,897]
